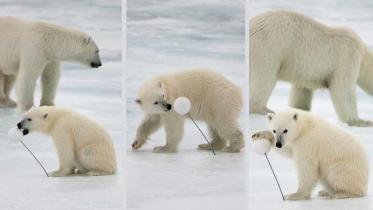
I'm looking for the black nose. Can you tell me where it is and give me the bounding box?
[166,104,172,110]
[91,62,102,68]
[17,122,22,129]
[22,129,29,136]
[276,141,282,148]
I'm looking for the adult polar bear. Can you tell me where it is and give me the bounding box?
[0,16,102,111]
[250,11,373,126]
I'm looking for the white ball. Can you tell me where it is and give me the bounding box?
[8,127,23,143]
[252,139,271,155]
[174,97,191,115]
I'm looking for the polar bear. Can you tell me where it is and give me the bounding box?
[0,16,102,111]
[266,109,369,200]
[17,106,116,177]
[250,10,373,126]
[132,69,244,153]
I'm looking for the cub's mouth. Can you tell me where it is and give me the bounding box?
[17,121,30,136]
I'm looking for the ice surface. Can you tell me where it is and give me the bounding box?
[249,1,373,210]
[0,1,123,209]
[127,0,246,209]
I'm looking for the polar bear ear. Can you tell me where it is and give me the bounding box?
[43,113,48,119]
[266,113,274,121]
[82,36,91,46]
[293,113,298,121]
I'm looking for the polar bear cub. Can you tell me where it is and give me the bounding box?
[0,16,102,111]
[266,109,369,200]
[17,106,116,177]
[132,69,244,153]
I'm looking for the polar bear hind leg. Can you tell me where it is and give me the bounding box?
[329,69,373,126]
[78,144,116,176]
[288,86,313,111]
[198,125,225,150]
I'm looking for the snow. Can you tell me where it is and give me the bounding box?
[126,0,246,209]
[0,0,123,209]
[248,1,373,209]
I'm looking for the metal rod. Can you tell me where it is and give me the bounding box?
[265,153,284,201]
[187,113,215,155]
[20,140,49,177]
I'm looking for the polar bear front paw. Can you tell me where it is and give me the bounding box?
[132,138,146,151]
[48,170,71,177]
[347,119,373,127]
[318,190,330,197]
[285,192,310,200]
[153,146,177,153]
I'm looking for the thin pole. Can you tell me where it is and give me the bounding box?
[20,140,49,177]
[187,113,215,155]
[265,153,284,201]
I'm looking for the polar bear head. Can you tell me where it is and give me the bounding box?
[75,36,102,68]
[266,111,302,148]
[135,79,173,114]
[17,106,53,135]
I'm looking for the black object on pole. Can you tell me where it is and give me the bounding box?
[20,140,49,177]
[187,113,215,155]
[264,153,284,201]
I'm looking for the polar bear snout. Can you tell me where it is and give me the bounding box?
[165,103,172,111]
[16,121,29,135]
[17,122,22,129]
[275,141,282,148]
[275,134,284,148]
[90,61,102,68]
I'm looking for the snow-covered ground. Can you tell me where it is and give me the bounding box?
[248,1,373,210]
[126,0,246,209]
[0,1,123,209]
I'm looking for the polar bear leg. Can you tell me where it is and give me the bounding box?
[329,75,373,126]
[16,62,45,111]
[78,144,116,176]
[324,163,366,199]
[215,121,244,153]
[132,114,161,150]
[288,86,313,110]
[198,125,225,150]
[3,75,17,107]
[249,64,278,114]
[154,115,184,153]
[40,62,60,106]
[0,72,15,107]
[49,134,76,177]
[286,160,318,200]
[318,178,334,197]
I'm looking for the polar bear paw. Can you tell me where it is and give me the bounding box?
[48,169,72,177]
[347,119,373,127]
[132,138,146,151]
[0,98,17,108]
[285,192,310,200]
[153,145,177,153]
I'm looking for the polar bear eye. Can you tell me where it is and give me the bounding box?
[95,50,99,53]
[284,129,288,134]
[154,101,158,105]
[27,118,32,122]
[273,130,276,134]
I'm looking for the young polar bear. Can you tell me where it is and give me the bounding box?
[250,10,373,126]
[132,69,244,153]
[0,16,102,111]
[17,106,116,177]
[266,109,369,200]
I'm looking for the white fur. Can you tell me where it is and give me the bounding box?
[0,16,102,111]
[250,10,373,126]
[266,109,369,200]
[132,69,244,153]
[19,106,116,177]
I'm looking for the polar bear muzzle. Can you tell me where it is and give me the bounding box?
[16,121,29,135]
[163,103,172,111]
[90,61,102,68]
[275,134,284,148]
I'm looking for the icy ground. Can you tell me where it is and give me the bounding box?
[248,1,373,209]
[126,0,246,209]
[0,1,123,209]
